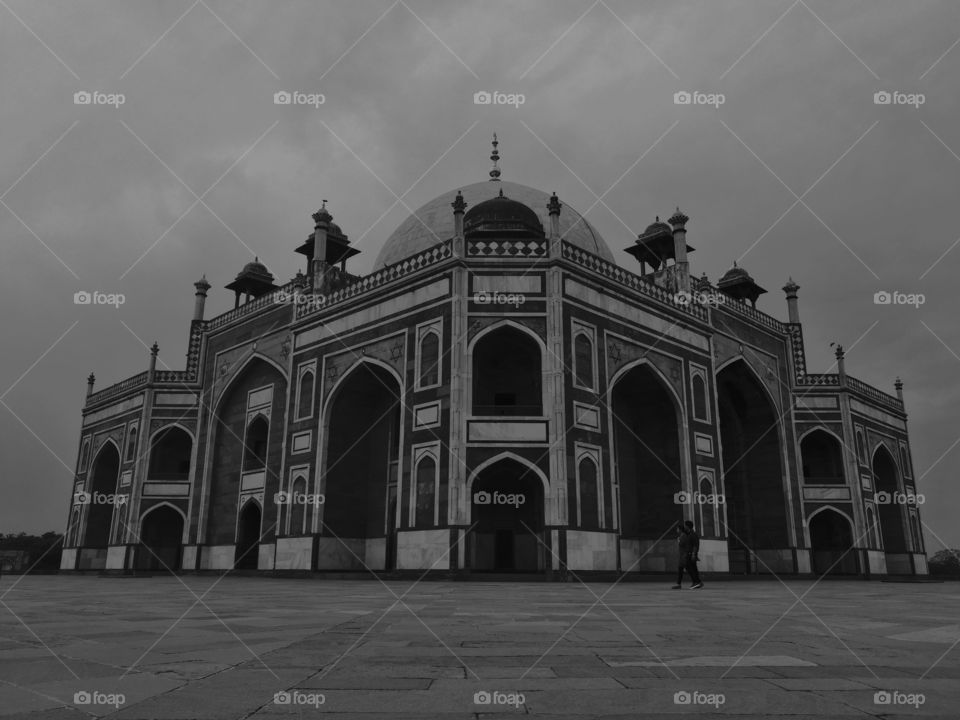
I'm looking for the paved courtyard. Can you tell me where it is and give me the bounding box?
[0,575,958,719]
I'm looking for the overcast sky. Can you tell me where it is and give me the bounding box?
[1,0,958,552]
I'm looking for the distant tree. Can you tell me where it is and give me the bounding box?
[928,549,960,577]
[0,532,63,573]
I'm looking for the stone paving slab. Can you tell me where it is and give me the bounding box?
[1,576,959,718]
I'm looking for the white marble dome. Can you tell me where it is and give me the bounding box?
[373,180,616,268]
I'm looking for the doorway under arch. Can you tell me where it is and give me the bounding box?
[235,501,262,569]
[717,360,789,573]
[809,509,858,575]
[137,505,184,571]
[468,458,545,572]
[83,442,121,549]
[873,445,910,573]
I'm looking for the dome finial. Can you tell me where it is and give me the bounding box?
[489,133,501,181]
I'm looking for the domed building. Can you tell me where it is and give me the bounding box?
[61,138,926,579]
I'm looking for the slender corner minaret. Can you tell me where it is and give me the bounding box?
[452,190,467,257]
[669,207,690,293]
[834,343,846,383]
[547,192,562,255]
[312,200,331,293]
[783,278,800,324]
[489,133,501,181]
[149,342,159,382]
[895,376,904,405]
[86,372,95,398]
[193,275,211,321]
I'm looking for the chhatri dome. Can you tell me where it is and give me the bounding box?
[373,135,616,268]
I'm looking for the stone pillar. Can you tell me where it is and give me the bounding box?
[193,275,211,321]
[895,377,904,405]
[834,344,846,384]
[452,191,466,258]
[669,207,690,294]
[312,204,331,293]
[149,342,159,382]
[783,278,800,324]
[547,192,562,257]
[86,372,95,398]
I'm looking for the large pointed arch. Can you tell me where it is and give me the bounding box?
[716,357,790,573]
[872,443,909,566]
[806,506,858,575]
[466,451,550,495]
[468,320,545,417]
[212,351,289,410]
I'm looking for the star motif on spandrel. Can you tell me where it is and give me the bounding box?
[279,335,292,362]
[608,342,622,365]
[218,360,230,378]
[326,364,339,382]
[389,341,404,362]
[670,366,681,381]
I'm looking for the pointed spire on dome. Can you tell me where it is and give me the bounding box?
[489,133,501,181]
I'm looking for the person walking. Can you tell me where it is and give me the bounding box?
[672,520,703,589]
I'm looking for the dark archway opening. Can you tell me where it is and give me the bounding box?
[873,447,908,571]
[83,443,121,549]
[612,365,682,541]
[801,430,845,485]
[137,506,184,571]
[809,509,857,575]
[469,459,545,572]
[148,427,192,480]
[717,361,788,573]
[235,501,262,569]
[472,327,542,416]
[324,363,401,570]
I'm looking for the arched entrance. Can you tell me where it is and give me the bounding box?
[469,458,545,572]
[873,446,909,573]
[322,362,401,570]
[83,442,121,549]
[611,364,682,543]
[472,325,543,416]
[137,505,184,571]
[800,430,845,484]
[235,501,262,569]
[148,427,192,480]
[809,509,857,575]
[717,360,789,573]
